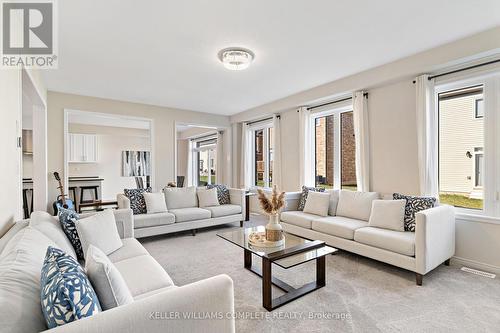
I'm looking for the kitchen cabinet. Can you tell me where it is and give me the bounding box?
[68,133,98,163]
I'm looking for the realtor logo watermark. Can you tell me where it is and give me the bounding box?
[1,0,57,68]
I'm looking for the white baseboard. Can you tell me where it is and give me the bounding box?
[452,256,500,275]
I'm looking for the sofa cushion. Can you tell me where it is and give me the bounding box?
[143,192,168,214]
[85,245,134,310]
[169,207,211,222]
[58,207,84,260]
[312,216,369,240]
[336,190,379,221]
[303,191,331,217]
[280,211,322,229]
[393,193,437,232]
[204,204,242,218]
[75,209,123,259]
[134,212,175,229]
[114,255,175,297]
[124,188,152,215]
[207,184,231,205]
[354,227,415,256]
[368,199,406,232]
[41,246,101,329]
[30,211,77,259]
[133,285,178,301]
[298,186,326,211]
[197,188,220,207]
[164,186,198,209]
[108,238,149,263]
[327,189,340,216]
[0,227,57,333]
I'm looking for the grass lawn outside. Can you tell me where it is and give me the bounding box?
[439,194,483,210]
[199,175,216,184]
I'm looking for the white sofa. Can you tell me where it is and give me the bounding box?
[118,187,246,238]
[0,209,235,333]
[280,190,455,285]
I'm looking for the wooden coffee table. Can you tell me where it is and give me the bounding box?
[218,226,336,311]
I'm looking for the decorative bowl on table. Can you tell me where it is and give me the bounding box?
[248,231,285,248]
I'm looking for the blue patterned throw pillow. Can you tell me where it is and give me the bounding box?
[207,184,231,205]
[41,246,101,328]
[58,208,84,260]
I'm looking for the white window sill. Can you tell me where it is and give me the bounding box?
[455,210,500,225]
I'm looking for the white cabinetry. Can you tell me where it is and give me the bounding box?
[68,133,98,163]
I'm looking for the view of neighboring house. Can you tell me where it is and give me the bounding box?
[439,86,484,206]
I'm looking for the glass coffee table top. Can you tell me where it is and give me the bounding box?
[217,226,337,269]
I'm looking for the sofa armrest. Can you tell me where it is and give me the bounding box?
[229,188,245,220]
[79,208,134,239]
[46,274,235,333]
[282,191,301,211]
[415,205,455,275]
[117,193,131,209]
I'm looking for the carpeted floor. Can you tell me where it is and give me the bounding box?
[139,214,500,332]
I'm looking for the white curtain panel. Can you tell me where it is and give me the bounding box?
[186,140,193,186]
[272,115,283,190]
[415,75,438,197]
[216,131,224,185]
[298,107,314,187]
[353,91,370,192]
[240,123,253,189]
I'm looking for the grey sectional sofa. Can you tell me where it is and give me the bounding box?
[118,186,246,238]
[0,209,235,333]
[280,190,455,285]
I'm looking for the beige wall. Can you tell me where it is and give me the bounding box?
[177,139,188,179]
[47,91,230,208]
[0,67,46,236]
[68,124,151,200]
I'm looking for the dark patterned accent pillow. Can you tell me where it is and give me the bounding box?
[298,186,326,211]
[206,184,230,205]
[393,193,437,232]
[58,207,84,260]
[124,188,152,215]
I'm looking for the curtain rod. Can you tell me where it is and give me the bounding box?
[189,133,217,141]
[307,92,368,111]
[246,115,280,126]
[413,58,500,83]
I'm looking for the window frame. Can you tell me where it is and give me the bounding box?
[434,72,500,218]
[475,98,484,119]
[310,104,353,190]
[192,135,217,186]
[249,121,273,189]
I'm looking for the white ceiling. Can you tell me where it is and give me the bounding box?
[43,0,500,116]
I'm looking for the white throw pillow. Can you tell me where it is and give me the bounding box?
[143,192,168,214]
[197,188,220,208]
[85,245,133,310]
[368,199,406,232]
[75,209,123,259]
[336,190,379,221]
[326,189,340,216]
[303,191,331,217]
[163,186,198,209]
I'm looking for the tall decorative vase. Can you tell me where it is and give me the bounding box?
[265,213,283,242]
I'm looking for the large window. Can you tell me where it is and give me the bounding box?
[438,85,484,210]
[313,108,356,190]
[194,136,217,186]
[251,124,273,188]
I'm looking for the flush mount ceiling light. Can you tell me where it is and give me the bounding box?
[218,47,255,71]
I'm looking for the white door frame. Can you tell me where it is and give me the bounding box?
[63,109,156,195]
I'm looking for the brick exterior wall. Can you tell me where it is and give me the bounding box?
[341,112,356,186]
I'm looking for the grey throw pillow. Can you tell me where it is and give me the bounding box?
[393,193,437,231]
[298,186,325,211]
[85,245,133,310]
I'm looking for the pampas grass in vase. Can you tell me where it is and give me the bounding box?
[257,185,286,242]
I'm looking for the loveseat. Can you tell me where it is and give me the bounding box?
[118,186,245,238]
[280,190,455,285]
[0,209,235,333]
